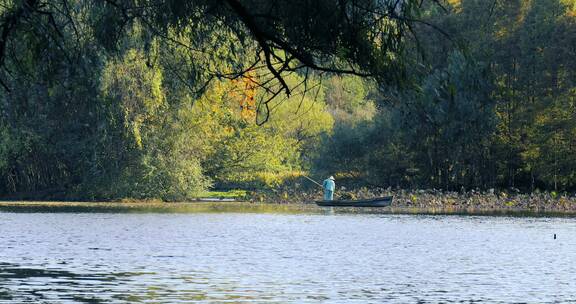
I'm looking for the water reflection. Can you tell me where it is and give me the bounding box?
[0,262,268,303]
[1,212,575,303]
[0,202,320,215]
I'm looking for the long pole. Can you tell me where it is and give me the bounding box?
[302,175,323,189]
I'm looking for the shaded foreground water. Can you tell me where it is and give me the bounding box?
[1,205,575,303]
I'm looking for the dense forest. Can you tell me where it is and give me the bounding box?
[0,0,575,200]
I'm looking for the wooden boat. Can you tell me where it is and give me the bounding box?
[315,196,393,207]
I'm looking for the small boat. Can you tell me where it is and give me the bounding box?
[315,196,393,207]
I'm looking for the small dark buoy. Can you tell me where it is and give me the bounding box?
[554,234,557,239]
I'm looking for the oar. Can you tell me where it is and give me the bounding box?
[302,175,323,189]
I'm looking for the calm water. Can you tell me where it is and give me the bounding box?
[0,210,575,303]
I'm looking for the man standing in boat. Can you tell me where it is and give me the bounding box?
[322,176,335,201]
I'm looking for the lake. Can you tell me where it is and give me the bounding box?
[1,208,575,303]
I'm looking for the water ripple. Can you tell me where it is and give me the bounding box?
[0,213,575,303]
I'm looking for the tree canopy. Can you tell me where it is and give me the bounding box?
[1,0,576,199]
[0,0,438,95]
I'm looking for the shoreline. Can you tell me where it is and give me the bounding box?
[1,200,576,217]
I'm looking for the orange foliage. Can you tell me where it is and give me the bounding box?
[231,71,257,120]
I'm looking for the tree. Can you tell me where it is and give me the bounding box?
[0,0,443,103]
[183,73,333,189]
[96,47,211,200]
